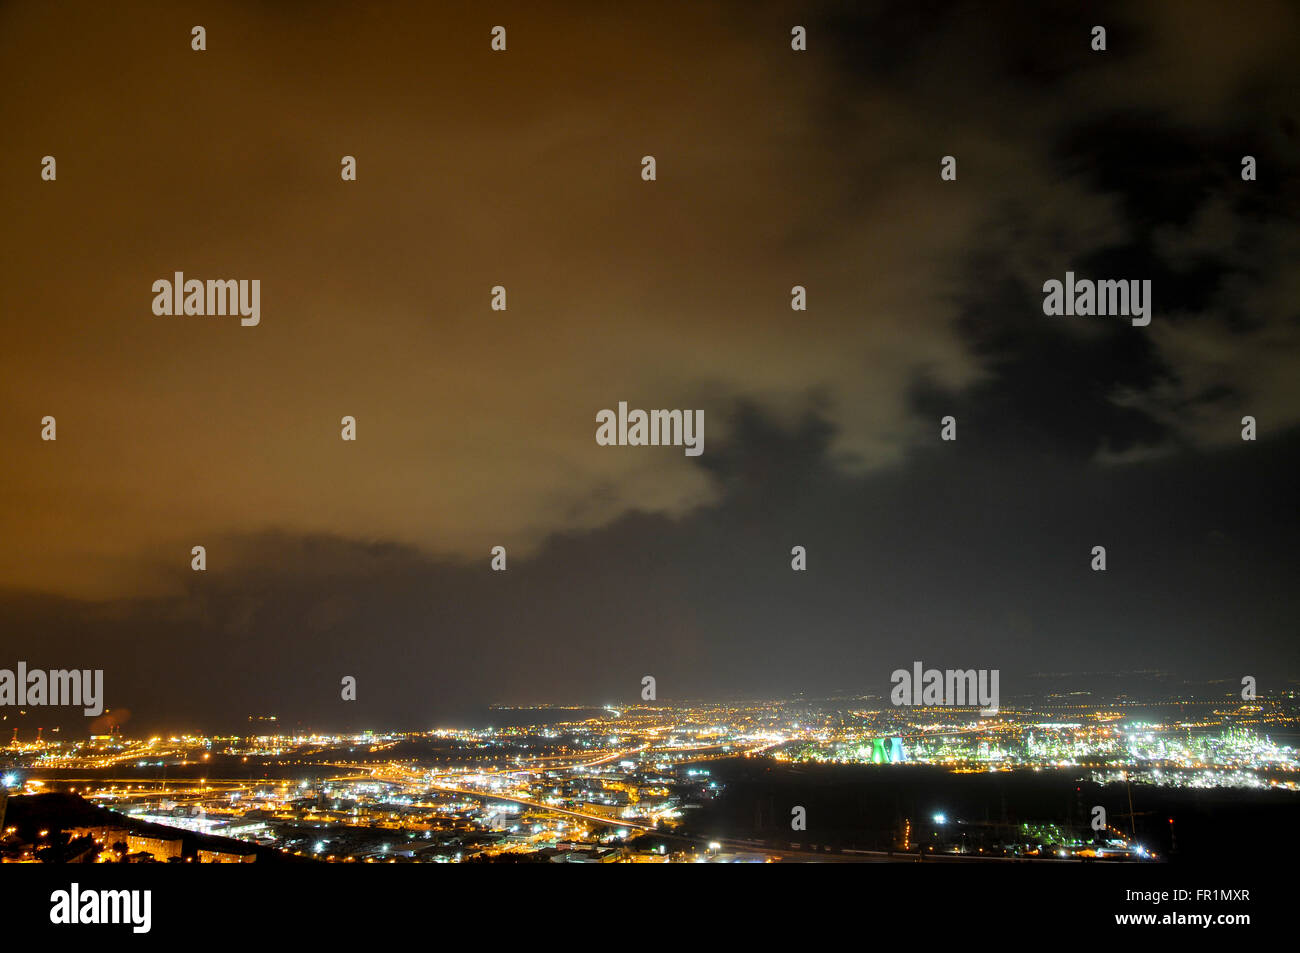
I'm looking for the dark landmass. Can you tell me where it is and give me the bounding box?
[3,793,309,864]
[680,760,1300,862]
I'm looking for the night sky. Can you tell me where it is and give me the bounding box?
[1,0,1297,733]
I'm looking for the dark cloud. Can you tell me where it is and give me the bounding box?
[6,401,1299,734]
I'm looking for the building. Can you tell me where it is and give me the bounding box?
[197,848,257,863]
[126,832,183,861]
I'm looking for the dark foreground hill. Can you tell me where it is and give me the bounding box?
[4,792,310,863]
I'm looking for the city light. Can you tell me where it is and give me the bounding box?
[3,696,1294,864]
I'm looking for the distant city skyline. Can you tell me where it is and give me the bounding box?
[2,672,1289,738]
[5,692,1296,864]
